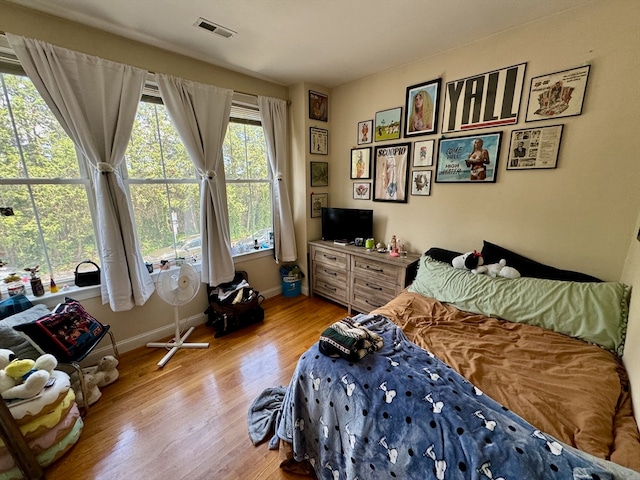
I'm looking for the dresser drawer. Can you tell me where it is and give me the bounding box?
[313,269,348,304]
[352,255,403,285]
[351,275,397,301]
[350,288,393,313]
[312,246,349,270]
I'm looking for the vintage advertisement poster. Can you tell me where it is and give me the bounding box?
[373,143,410,202]
[507,125,563,170]
[526,66,590,121]
[443,63,526,133]
[436,132,502,183]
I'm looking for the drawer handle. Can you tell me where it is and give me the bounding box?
[323,284,337,292]
[365,265,384,273]
[324,269,337,276]
[365,282,382,291]
[365,299,382,307]
[323,254,337,260]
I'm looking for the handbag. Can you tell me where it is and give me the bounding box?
[74,260,101,287]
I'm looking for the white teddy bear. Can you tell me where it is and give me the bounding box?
[71,372,101,407]
[82,355,119,388]
[473,259,521,279]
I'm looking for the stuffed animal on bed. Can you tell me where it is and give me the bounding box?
[473,259,521,279]
[0,348,58,400]
[452,251,484,271]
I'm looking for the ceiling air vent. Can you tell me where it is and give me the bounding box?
[194,17,236,38]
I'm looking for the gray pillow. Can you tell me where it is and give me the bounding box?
[0,304,51,359]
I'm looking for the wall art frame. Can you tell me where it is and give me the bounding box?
[507,124,563,170]
[353,182,371,200]
[310,161,328,187]
[310,192,328,218]
[374,107,402,142]
[310,127,328,155]
[442,63,526,133]
[404,78,441,136]
[350,147,372,179]
[412,139,434,167]
[373,142,411,203]
[525,65,590,122]
[435,132,502,183]
[309,90,328,122]
[357,119,373,145]
[410,170,432,196]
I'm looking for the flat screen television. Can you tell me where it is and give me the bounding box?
[321,207,373,243]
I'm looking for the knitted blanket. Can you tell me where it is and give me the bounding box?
[319,317,384,361]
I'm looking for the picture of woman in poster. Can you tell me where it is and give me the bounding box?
[465,138,490,181]
[408,90,434,133]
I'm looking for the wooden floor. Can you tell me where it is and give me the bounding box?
[44,294,348,480]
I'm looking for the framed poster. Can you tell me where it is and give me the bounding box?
[507,125,563,170]
[310,127,328,155]
[373,142,411,203]
[310,161,328,186]
[374,107,402,142]
[442,63,526,133]
[404,79,441,136]
[412,139,434,167]
[309,90,328,121]
[525,65,590,122]
[411,170,432,196]
[350,147,371,179]
[357,119,373,145]
[435,132,502,183]
[353,182,371,200]
[310,193,328,218]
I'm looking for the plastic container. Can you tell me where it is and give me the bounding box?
[280,264,303,298]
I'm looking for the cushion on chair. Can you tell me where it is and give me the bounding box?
[13,298,104,362]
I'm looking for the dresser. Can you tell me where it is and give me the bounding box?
[309,240,421,314]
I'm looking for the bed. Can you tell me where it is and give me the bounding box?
[275,242,640,479]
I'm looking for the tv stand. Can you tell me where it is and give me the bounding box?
[309,240,420,314]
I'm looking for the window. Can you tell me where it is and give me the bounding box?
[124,96,273,265]
[0,68,273,295]
[0,72,98,286]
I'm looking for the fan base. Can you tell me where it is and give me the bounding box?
[146,326,209,367]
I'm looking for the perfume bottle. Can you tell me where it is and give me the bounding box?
[50,276,59,293]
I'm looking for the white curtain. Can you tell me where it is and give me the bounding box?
[7,33,154,311]
[257,96,297,262]
[156,74,235,287]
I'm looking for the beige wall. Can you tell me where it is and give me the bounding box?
[327,0,639,283]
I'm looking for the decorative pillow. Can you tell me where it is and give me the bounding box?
[0,294,34,320]
[481,240,602,282]
[409,256,630,355]
[0,304,50,359]
[13,297,104,362]
[424,247,463,265]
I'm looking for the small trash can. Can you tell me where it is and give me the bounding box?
[280,264,303,298]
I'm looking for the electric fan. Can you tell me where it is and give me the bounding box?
[146,263,209,367]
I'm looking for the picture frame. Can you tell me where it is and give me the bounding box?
[507,124,563,170]
[357,119,373,145]
[353,182,371,200]
[373,142,411,203]
[435,132,502,183]
[525,65,590,122]
[310,161,328,187]
[410,170,432,196]
[404,79,441,136]
[350,147,372,179]
[412,139,434,167]
[309,90,328,122]
[310,127,328,155]
[442,63,526,133]
[374,107,402,142]
[310,192,328,218]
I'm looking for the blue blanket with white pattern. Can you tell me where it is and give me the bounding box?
[277,314,638,480]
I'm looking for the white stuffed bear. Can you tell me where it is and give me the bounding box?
[473,259,521,279]
[82,355,119,388]
[71,372,101,407]
[0,348,58,400]
[452,251,484,271]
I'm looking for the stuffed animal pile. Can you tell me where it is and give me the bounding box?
[0,349,57,400]
[70,355,120,407]
[452,251,521,279]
